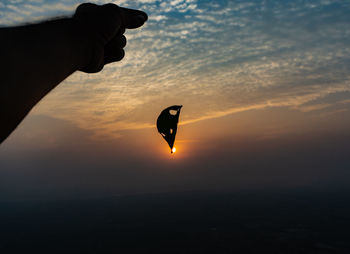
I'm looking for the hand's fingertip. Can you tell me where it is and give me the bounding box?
[132,14,148,28]
[135,15,147,28]
[138,11,148,22]
[119,7,148,28]
[137,15,146,23]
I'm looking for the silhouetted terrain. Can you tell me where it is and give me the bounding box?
[1,189,350,253]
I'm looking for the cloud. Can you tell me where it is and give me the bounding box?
[149,15,168,22]
[0,1,77,25]
[2,0,350,138]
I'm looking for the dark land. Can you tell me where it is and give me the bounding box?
[1,189,350,253]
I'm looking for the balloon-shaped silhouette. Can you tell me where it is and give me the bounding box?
[157,105,182,153]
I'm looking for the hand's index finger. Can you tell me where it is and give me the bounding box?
[118,7,148,29]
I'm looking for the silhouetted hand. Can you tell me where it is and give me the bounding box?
[73,3,147,73]
[0,3,147,143]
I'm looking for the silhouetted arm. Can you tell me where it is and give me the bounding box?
[0,3,147,143]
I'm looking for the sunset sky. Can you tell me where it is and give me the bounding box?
[1,0,350,201]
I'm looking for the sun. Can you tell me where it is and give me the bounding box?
[171,147,176,153]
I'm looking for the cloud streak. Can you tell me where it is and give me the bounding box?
[1,0,350,138]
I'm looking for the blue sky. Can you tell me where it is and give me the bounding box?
[1,0,349,135]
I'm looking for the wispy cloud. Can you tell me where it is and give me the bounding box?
[1,0,350,137]
[0,1,77,25]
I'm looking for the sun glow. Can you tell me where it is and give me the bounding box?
[172,147,176,153]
